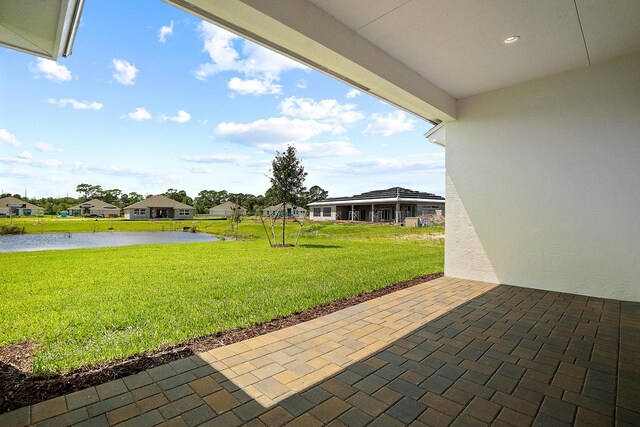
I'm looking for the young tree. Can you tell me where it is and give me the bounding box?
[268,145,307,246]
[229,204,243,240]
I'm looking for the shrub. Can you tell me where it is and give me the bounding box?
[0,224,26,235]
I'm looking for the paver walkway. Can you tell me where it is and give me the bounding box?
[1,277,639,426]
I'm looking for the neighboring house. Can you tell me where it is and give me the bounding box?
[68,199,120,218]
[309,187,444,223]
[0,197,44,217]
[262,203,307,218]
[123,195,195,220]
[209,201,247,217]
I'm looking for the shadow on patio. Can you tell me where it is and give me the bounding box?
[1,277,638,426]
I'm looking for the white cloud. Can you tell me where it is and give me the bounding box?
[112,58,139,85]
[29,58,73,82]
[323,154,445,175]
[195,21,307,95]
[35,158,63,168]
[296,79,307,89]
[17,151,33,160]
[363,110,416,136]
[259,141,360,158]
[0,151,63,168]
[0,129,20,146]
[125,107,152,121]
[228,77,282,95]
[187,166,213,174]
[214,117,344,145]
[158,20,174,43]
[48,98,103,110]
[279,97,364,125]
[69,162,159,178]
[346,89,361,99]
[160,110,191,123]
[181,153,267,167]
[35,143,60,152]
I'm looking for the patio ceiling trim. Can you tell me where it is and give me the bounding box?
[163,0,457,123]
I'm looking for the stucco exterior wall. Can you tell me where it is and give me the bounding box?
[445,52,640,301]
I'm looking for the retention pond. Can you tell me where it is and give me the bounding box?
[0,231,222,253]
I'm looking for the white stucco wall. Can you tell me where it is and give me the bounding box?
[445,52,640,301]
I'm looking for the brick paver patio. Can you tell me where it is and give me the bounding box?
[1,277,639,426]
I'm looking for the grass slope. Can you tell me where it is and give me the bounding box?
[0,221,443,374]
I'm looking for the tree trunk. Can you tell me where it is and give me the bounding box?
[281,202,286,245]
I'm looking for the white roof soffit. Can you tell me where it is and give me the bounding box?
[425,122,446,147]
[163,0,457,123]
[0,0,84,60]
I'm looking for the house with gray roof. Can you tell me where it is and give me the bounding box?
[262,203,306,218]
[123,195,195,220]
[209,201,246,217]
[68,199,120,218]
[0,196,44,217]
[309,187,444,223]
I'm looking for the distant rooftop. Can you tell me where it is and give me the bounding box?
[317,187,444,203]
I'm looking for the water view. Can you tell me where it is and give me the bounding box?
[0,231,222,253]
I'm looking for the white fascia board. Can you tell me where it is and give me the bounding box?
[163,0,456,122]
[309,198,445,207]
[425,122,446,147]
[55,0,85,58]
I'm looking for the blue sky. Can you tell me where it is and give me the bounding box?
[0,0,444,200]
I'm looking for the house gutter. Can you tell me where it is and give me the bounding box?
[61,0,85,57]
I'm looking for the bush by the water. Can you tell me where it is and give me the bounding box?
[0,224,26,235]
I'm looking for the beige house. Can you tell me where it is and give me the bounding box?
[68,199,120,218]
[0,196,44,217]
[123,195,195,220]
[209,201,246,217]
[309,187,444,223]
[262,203,306,218]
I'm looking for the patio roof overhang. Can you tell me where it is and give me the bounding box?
[0,0,84,60]
[163,0,640,132]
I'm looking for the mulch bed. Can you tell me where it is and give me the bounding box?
[0,272,442,413]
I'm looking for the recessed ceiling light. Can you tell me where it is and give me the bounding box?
[503,35,520,44]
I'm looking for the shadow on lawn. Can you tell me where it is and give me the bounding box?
[298,244,343,249]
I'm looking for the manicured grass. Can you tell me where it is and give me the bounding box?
[0,221,444,374]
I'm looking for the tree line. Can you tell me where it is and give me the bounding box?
[1,184,328,216]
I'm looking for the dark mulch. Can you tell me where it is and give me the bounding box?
[0,272,442,413]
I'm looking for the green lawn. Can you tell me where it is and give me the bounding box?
[0,219,444,374]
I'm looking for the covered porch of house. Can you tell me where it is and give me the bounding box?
[3,276,638,426]
[335,204,418,223]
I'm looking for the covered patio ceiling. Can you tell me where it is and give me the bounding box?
[164,0,640,124]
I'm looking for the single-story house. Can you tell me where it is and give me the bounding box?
[0,196,44,217]
[209,201,247,217]
[123,195,195,220]
[68,199,120,218]
[309,187,444,223]
[262,203,306,218]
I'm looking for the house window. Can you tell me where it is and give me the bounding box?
[178,209,190,216]
[133,209,145,215]
[313,208,321,216]
[322,207,331,217]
